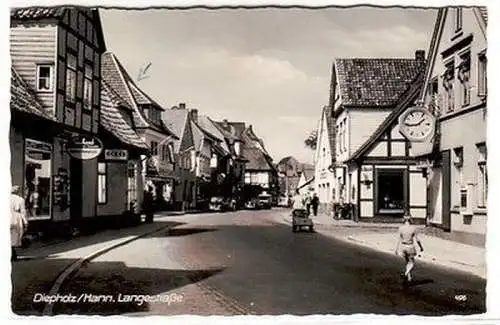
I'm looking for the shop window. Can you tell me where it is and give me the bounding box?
[36,65,53,91]
[478,53,487,98]
[458,51,471,107]
[443,60,455,112]
[377,169,405,214]
[24,139,52,220]
[127,162,137,210]
[98,162,107,204]
[477,143,487,208]
[244,172,251,184]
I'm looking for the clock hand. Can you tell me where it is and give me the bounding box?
[404,117,425,127]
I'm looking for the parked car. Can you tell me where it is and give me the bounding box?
[209,197,224,212]
[244,198,258,210]
[257,193,272,209]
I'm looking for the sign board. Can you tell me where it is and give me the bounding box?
[105,149,128,161]
[67,135,103,160]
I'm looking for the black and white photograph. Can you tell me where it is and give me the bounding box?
[6,0,495,321]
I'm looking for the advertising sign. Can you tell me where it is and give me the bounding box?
[66,135,103,160]
[105,149,128,161]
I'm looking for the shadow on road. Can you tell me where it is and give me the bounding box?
[152,227,218,237]
[51,260,226,315]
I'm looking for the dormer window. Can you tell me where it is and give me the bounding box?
[36,65,53,91]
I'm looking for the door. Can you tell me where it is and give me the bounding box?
[441,150,451,232]
[69,158,82,225]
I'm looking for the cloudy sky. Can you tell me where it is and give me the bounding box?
[100,6,437,164]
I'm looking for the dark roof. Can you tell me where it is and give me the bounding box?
[243,147,274,171]
[10,68,56,121]
[100,82,148,150]
[162,108,190,153]
[334,58,425,107]
[348,72,425,162]
[101,52,177,138]
[278,156,298,166]
[11,7,66,20]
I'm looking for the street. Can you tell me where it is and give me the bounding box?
[15,209,485,316]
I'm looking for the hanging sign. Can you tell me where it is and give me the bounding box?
[66,134,103,160]
[105,149,128,161]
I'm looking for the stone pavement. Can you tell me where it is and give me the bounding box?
[280,209,486,279]
[11,218,182,315]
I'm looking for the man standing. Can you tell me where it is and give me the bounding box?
[11,186,28,261]
[304,192,311,216]
[311,193,319,216]
[395,215,424,284]
[143,186,155,223]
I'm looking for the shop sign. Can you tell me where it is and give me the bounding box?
[25,139,52,161]
[105,149,128,161]
[66,135,103,160]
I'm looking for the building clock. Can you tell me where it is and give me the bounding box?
[398,106,436,142]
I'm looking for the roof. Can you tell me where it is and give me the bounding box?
[334,57,425,107]
[478,7,487,25]
[102,52,176,138]
[162,109,189,153]
[319,106,336,161]
[297,176,315,190]
[213,121,240,142]
[10,68,56,121]
[11,7,66,20]
[100,83,148,150]
[348,72,425,162]
[191,120,204,152]
[300,166,315,182]
[243,147,274,171]
[278,156,297,165]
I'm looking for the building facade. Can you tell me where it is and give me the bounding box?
[10,7,107,233]
[329,52,426,221]
[276,156,301,198]
[313,107,336,213]
[408,7,487,234]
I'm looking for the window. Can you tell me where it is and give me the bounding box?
[168,143,175,163]
[66,54,77,103]
[453,147,464,207]
[98,162,107,204]
[339,122,344,153]
[244,172,251,184]
[127,162,137,210]
[343,117,347,151]
[83,65,93,110]
[477,143,487,208]
[377,169,405,214]
[478,53,487,97]
[36,65,53,91]
[458,51,471,106]
[428,78,440,116]
[150,141,159,156]
[443,60,455,112]
[24,139,52,220]
[454,8,463,32]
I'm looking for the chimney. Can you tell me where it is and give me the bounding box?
[190,109,198,123]
[223,119,229,129]
[415,50,426,62]
[179,103,186,110]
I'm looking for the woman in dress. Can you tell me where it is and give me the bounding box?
[11,185,28,261]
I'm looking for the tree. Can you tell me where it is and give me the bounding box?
[304,130,318,151]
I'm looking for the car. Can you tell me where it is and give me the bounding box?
[292,209,314,232]
[244,199,258,210]
[257,193,272,209]
[222,197,237,211]
[209,197,224,212]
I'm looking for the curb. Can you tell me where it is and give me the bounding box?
[42,223,174,315]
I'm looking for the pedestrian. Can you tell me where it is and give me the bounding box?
[395,214,424,284]
[304,192,312,216]
[291,190,306,215]
[311,193,319,216]
[143,186,155,223]
[11,185,28,262]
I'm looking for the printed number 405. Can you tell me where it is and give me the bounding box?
[455,295,467,302]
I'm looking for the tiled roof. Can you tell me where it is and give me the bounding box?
[10,68,56,121]
[213,121,240,142]
[348,72,425,162]
[100,83,148,150]
[162,109,189,153]
[478,7,487,25]
[243,147,274,171]
[11,7,66,20]
[191,120,204,152]
[335,58,425,107]
[102,52,176,138]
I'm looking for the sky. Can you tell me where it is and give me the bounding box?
[100,6,437,164]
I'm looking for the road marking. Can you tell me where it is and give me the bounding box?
[42,223,174,315]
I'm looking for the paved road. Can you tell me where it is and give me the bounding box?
[51,209,485,316]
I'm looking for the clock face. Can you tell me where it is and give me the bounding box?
[399,107,435,141]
